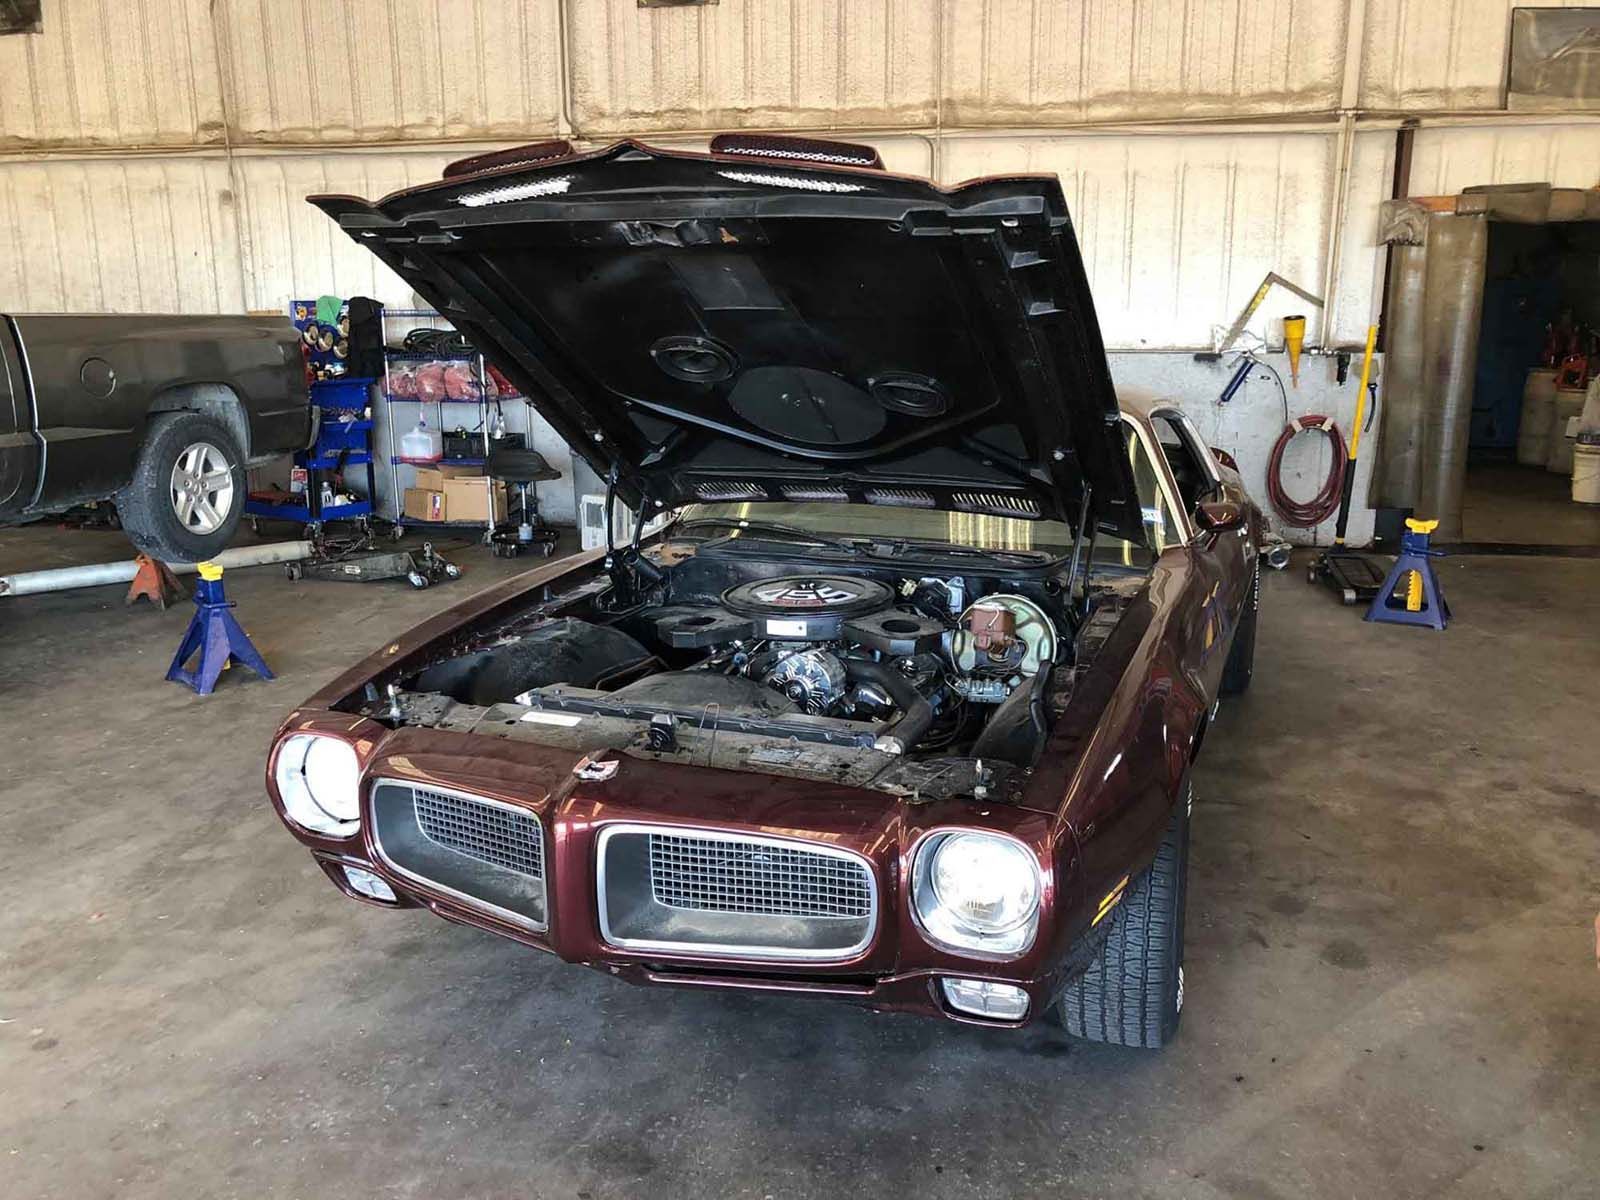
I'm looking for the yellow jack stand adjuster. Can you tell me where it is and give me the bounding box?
[196,561,224,581]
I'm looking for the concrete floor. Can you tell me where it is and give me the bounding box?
[1462,463,1600,546]
[2,525,1597,1199]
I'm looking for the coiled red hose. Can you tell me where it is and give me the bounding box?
[1267,414,1347,527]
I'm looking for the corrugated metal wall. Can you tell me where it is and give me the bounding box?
[2,0,1597,344]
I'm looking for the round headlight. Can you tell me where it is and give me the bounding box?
[274,733,361,836]
[913,831,1040,957]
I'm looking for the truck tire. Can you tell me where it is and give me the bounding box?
[1219,560,1259,697]
[1056,782,1190,1049]
[117,413,246,563]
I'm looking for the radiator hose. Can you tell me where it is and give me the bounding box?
[849,659,934,757]
[1267,414,1347,528]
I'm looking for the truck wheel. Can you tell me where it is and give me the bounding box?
[1056,782,1190,1049]
[117,414,246,563]
[1219,560,1259,697]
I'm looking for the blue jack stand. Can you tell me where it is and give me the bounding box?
[165,562,275,694]
[1365,518,1451,630]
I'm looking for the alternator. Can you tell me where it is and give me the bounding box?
[761,649,848,714]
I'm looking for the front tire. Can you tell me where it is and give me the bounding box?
[117,414,245,563]
[1056,782,1191,1049]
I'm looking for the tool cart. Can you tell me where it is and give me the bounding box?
[244,376,377,536]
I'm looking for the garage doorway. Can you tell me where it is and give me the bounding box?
[1465,219,1600,546]
[1374,185,1600,549]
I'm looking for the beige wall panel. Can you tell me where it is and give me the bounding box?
[0,155,243,312]
[568,0,938,134]
[1361,0,1592,111]
[218,0,563,144]
[0,0,223,149]
[1329,129,1395,345]
[1407,120,1600,193]
[942,132,1336,349]
[943,0,1345,124]
[233,150,463,311]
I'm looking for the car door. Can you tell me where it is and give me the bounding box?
[1147,408,1254,698]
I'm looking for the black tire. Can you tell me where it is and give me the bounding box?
[1057,783,1191,1049]
[1219,560,1260,697]
[116,413,245,563]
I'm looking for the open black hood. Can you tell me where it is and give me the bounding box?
[312,137,1145,543]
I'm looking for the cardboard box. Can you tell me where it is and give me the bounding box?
[403,488,446,522]
[443,476,507,523]
[414,463,482,491]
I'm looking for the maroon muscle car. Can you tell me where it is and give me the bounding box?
[265,135,1262,1047]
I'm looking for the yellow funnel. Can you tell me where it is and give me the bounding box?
[1283,314,1306,387]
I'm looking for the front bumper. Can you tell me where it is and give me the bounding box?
[273,717,1084,1028]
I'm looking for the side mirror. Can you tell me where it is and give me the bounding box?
[1195,499,1245,533]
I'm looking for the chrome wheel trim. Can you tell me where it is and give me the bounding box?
[170,441,235,534]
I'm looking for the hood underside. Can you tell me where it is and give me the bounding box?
[312,137,1145,542]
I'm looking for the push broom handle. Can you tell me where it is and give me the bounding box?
[1335,324,1379,547]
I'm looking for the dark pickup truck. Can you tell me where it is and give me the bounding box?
[0,314,311,561]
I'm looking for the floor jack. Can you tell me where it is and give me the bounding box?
[285,529,462,590]
[1308,323,1388,605]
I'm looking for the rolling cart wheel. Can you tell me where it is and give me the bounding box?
[250,518,264,537]
[285,561,303,582]
[390,524,406,542]
[540,543,555,558]
[443,562,462,579]
[407,570,429,590]
[1306,564,1318,585]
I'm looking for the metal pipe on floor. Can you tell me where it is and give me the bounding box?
[0,540,312,598]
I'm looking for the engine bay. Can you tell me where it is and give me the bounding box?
[371,544,1129,803]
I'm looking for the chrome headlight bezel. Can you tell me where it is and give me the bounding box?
[273,732,361,837]
[910,829,1042,959]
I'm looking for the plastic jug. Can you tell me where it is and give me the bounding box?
[400,419,443,462]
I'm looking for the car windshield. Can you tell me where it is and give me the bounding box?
[671,501,1156,568]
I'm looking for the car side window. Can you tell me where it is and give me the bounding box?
[1151,413,1215,511]
[1123,422,1181,552]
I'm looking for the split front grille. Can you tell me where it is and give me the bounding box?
[648,831,871,919]
[599,825,878,960]
[414,786,544,879]
[370,781,547,929]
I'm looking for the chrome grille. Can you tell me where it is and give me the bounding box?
[413,787,543,879]
[598,825,879,959]
[370,781,548,930]
[648,832,871,919]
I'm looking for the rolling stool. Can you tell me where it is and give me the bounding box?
[487,444,562,558]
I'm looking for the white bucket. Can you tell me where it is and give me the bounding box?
[1573,441,1600,505]
[1518,368,1558,466]
[1546,387,1585,475]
